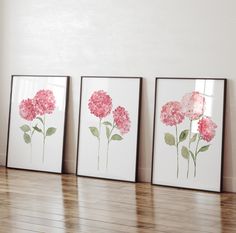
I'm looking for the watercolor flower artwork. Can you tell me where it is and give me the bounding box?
[19,98,37,160]
[104,106,131,169]
[88,90,112,170]
[161,91,217,178]
[160,101,186,178]
[19,89,57,163]
[88,90,131,171]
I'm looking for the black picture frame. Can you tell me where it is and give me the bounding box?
[6,75,70,174]
[76,76,142,182]
[151,77,226,192]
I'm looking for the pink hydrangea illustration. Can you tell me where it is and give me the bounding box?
[19,89,57,164]
[19,98,36,121]
[181,91,205,120]
[161,90,218,179]
[34,90,56,115]
[198,117,217,142]
[88,90,112,119]
[160,101,185,126]
[113,106,131,134]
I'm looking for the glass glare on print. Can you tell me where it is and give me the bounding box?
[7,75,69,173]
[160,91,217,179]
[152,78,225,192]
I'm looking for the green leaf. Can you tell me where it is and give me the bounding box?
[103,121,112,127]
[198,145,210,153]
[189,150,195,160]
[164,133,175,146]
[23,133,31,144]
[20,124,31,132]
[33,125,43,133]
[181,146,189,159]
[89,127,99,138]
[179,130,189,142]
[190,133,198,143]
[36,117,44,124]
[31,124,37,136]
[106,127,110,139]
[111,134,123,141]
[46,127,57,136]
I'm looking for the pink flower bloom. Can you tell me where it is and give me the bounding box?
[181,91,205,120]
[113,106,131,134]
[88,90,112,119]
[198,117,217,142]
[19,98,36,121]
[34,90,56,115]
[160,101,185,126]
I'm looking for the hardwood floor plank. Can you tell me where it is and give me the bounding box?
[0,167,235,233]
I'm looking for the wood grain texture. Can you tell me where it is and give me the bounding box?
[0,167,235,233]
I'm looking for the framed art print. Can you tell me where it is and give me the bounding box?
[152,78,226,192]
[76,76,142,182]
[6,75,69,173]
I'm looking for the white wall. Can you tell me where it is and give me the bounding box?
[0,0,6,165]
[0,0,235,192]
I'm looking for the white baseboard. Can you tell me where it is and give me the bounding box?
[222,176,236,193]
[0,153,6,166]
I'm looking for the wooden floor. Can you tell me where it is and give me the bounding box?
[0,168,236,233]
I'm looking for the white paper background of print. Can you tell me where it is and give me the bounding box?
[7,76,68,173]
[77,77,140,181]
[152,79,224,192]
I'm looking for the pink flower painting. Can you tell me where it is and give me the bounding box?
[188,116,217,176]
[113,106,131,135]
[88,90,112,170]
[104,106,131,169]
[180,91,206,178]
[19,89,57,163]
[34,90,56,115]
[160,101,186,178]
[161,101,185,126]
[88,91,131,170]
[198,117,217,142]
[19,99,36,121]
[160,91,217,178]
[88,90,112,119]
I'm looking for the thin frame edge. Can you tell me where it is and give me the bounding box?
[76,76,142,183]
[151,77,227,193]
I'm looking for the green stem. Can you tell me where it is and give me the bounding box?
[30,123,32,162]
[97,119,101,170]
[175,125,179,178]
[30,141,32,162]
[194,135,201,177]
[106,141,110,170]
[42,115,46,163]
[106,122,115,170]
[187,120,192,178]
